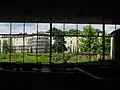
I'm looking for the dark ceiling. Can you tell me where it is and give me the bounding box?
[0,1,120,23]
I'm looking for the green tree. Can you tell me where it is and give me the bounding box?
[64,29,81,35]
[99,36,111,54]
[47,27,67,53]
[105,37,111,54]
[2,40,9,54]
[78,25,108,54]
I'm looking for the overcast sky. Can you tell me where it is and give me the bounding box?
[0,23,120,34]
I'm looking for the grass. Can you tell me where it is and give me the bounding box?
[0,53,111,64]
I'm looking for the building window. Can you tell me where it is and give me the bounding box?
[0,22,115,65]
[16,38,18,41]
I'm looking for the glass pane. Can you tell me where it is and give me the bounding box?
[0,23,10,62]
[12,23,23,34]
[104,24,115,61]
[104,37,111,60]
[37,23,50,64]
[38,23,50,32]
[0,22,117,65]
[52,23,64,64]
[10,23,24,63]
[91,24,103,36]
[26,23,37,34]
[0,23,10,34]
[64,24,78,35]
[77,36,104,64]
[105,24,115,36]
[116,25,120,29]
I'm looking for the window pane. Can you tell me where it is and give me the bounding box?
[105,37,111,60]
[26,23,37,34]
[12,23,23,34]
[0,22,117,65]
[0,23,10,34]
[105,24,115,36]
[52,23,64,63]
[10,23,24,62]
[116,25,120,30]
[37,23,50,64]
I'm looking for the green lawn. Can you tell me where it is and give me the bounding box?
[0,53,111,64]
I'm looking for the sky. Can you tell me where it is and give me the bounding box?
[0,23,120,34]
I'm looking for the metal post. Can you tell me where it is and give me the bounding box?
[76,20,79,63]
[89,20,91,62]
[63,17,65,63]
[36,18,38,63]
[102,18,105,61]
[50,16,52,65]
[23,20,25,63]
[9,22,12,62]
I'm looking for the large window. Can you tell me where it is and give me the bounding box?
[0,22,116,64]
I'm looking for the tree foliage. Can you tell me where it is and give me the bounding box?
[46,26,110,54]
[78,25,111,54]
[64,29,81,35]
[2,39,15,54]
[2,40,9,54]
[47,27,67,53]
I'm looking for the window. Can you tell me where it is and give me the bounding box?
[0,21,115,65]
[16,38,18,41]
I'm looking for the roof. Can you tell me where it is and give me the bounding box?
[0,1,120,24]
[95,29,103,33]
[0,35,31,38]
[109,29,120,35]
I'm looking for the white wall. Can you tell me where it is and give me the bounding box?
[65,37,78,53]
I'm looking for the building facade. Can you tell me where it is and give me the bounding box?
[0,33,98,53]
[65,37,78,53]
[0,35,31,53]
[0,33,50,53]
[27,35,50,53]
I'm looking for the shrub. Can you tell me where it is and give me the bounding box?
[0,53,8,60]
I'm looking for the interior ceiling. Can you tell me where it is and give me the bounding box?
[0,0,120,24]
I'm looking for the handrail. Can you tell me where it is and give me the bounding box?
[74,67,102,80]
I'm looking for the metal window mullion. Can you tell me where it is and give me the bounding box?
[63,18,65,63]
[102,19,105,61]
[50,16,52,65]
[9,22,12,62]
[36,21,38,63]
[23,22,25,63]
[89,21,91,62]
[76,21,79,63]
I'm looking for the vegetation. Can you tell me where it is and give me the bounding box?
[2,40,9,54]
[0,53,111,63]
[47,27,67,53]
[78,25,111,54]
[64,29,81,35]
[0,25,111,64]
